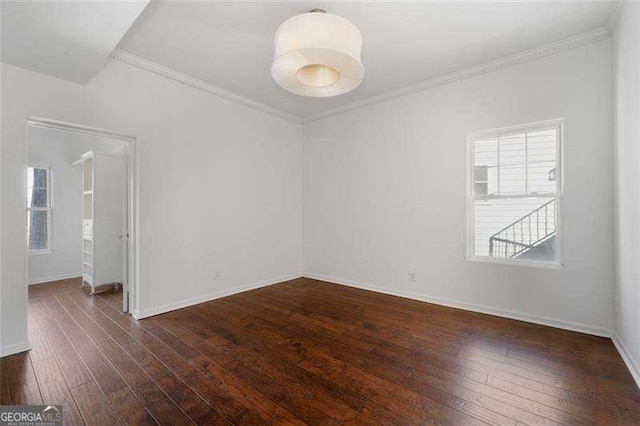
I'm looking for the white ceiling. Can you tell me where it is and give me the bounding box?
[1,1,614,119]
[1,1,149,84]
[117,1,615,120]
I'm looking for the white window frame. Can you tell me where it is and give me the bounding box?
[27,166,54,254]
[466,119,564,269]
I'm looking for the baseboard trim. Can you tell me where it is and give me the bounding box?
[612,332,640,389]
[133,273,302,320]
[303,273,612,338]
[28,272,82,285]
[0,340,31,358]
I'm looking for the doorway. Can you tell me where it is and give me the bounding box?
[26,117,137,314]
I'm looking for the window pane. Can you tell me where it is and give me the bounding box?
[527,129,557,194]
[27,167,48,207]
[474,197,556,261]
[27,188,48,208]
[498,134,526,195]
[473,138,498,195]
[473,128,558,197]
[28,210,48,250]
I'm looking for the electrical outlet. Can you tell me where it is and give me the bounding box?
[408,270,416,282]
[214,269,222,280]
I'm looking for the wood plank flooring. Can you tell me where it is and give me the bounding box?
[1,277,639,425]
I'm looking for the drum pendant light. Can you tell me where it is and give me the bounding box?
[271,9,364,97]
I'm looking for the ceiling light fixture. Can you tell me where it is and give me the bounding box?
[271,9,364,97]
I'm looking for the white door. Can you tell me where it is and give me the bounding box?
[93,153,127,309]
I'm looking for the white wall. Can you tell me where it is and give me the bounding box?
[82,61,303,317]
[303,40,613,334]
[1,64,87,356]
[27,126,127,285]
[1,61,302,355]
[613,1,640,385]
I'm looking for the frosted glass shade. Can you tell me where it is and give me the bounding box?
[271,12,364,97]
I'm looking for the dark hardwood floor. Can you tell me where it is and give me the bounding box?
[1,277,639,425]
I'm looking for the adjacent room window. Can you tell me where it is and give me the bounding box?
[468,120,562,266]
[27,167,52,252]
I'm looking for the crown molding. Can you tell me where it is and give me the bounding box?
[302,27,611,123]
[111,26,611,125]
[109,49,301,123]
[605,1,624,34]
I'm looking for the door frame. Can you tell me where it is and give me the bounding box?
[26,116,139,315]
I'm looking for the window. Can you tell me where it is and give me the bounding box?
[27,167,52,252]
[467,120,562,267]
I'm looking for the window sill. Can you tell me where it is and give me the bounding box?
[28,249,53,255]
[467,255,563,270]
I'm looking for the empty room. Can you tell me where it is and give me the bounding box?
[1,0,639,424]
